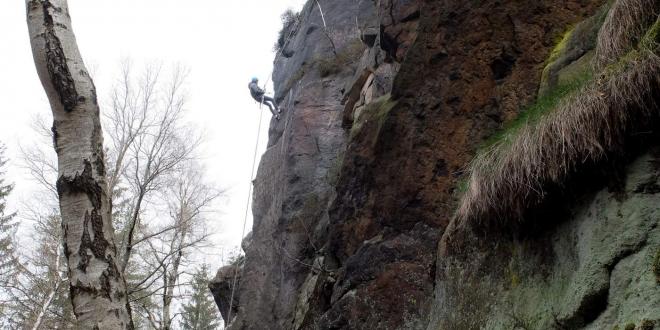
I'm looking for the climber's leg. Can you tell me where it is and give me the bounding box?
[263,96,280,113]
[262,98,280,120]
[264,101,276,115]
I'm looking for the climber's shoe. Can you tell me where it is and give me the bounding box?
[277,108,282,114]
[276,114,281,120]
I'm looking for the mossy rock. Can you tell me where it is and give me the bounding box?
[555,51,594,89]
[349,94,397,142]
[538,3,609,96]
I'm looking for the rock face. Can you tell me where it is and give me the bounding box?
[208,262,241,324]
[211,0,659,329]
[430,149,660,329]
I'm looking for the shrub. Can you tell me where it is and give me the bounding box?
[274,9,301,52]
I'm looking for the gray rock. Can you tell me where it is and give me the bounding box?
[208,262,243,325]
[430,149,660,330]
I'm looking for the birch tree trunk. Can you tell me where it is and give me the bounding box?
[26,1,133,328]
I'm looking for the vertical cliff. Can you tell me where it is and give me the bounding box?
[211,0,659,329]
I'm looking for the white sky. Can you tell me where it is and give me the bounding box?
[0,0,307,268]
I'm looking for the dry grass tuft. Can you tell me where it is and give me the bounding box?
[457,50,659,224]
[594,0,660,69]
[456,0,660,225]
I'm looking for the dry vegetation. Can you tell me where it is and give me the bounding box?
[594,0,660,69]
[456,0,660,224]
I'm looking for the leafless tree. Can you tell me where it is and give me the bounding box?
[103,62,200,275]
[12,60,217,328]
[26,3,216,325]
[129,165,220,329]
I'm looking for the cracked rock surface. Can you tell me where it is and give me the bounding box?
[431,148,660,329]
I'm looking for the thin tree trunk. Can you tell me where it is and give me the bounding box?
[120,191,145,272]
[162,269,171,330]
[31,245,63,330]
[26,1,133,328]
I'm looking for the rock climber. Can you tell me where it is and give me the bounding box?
[249,77,281,120]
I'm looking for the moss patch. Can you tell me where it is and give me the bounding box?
[326,155,344,186]
[349,94,397,142]
[546,27,575,66]
[639,17,660,51]
[539,3,609,95]
[481,66,592,150]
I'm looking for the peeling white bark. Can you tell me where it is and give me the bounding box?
[26,1,133,328]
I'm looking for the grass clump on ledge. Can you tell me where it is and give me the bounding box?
[456,2,660,224]
[482,68,592,150]
[594,0,660,69]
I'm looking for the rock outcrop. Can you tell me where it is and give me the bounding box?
[211,0,660,329]
[208,262,241,324]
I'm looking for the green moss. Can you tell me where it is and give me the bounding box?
[455,178,468,194]
[349,94,397,141]
[624,323,636,330]
[540,3,609,96]
[601,17,659,77]
[481,67,592,150]
[639,17,660,51]
[546,27,575,67]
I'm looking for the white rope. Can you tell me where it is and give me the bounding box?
[315,0,327,29]
[226,101,264,324]
[224,8,307,326]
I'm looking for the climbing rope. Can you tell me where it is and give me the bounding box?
[225,1,325,327]
[224,8,306,324]
[226,96,264,324]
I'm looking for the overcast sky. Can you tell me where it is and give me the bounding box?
[0,0,307,268]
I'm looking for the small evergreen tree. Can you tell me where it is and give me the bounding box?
[0,143,18,286]
[179,264,220,330]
